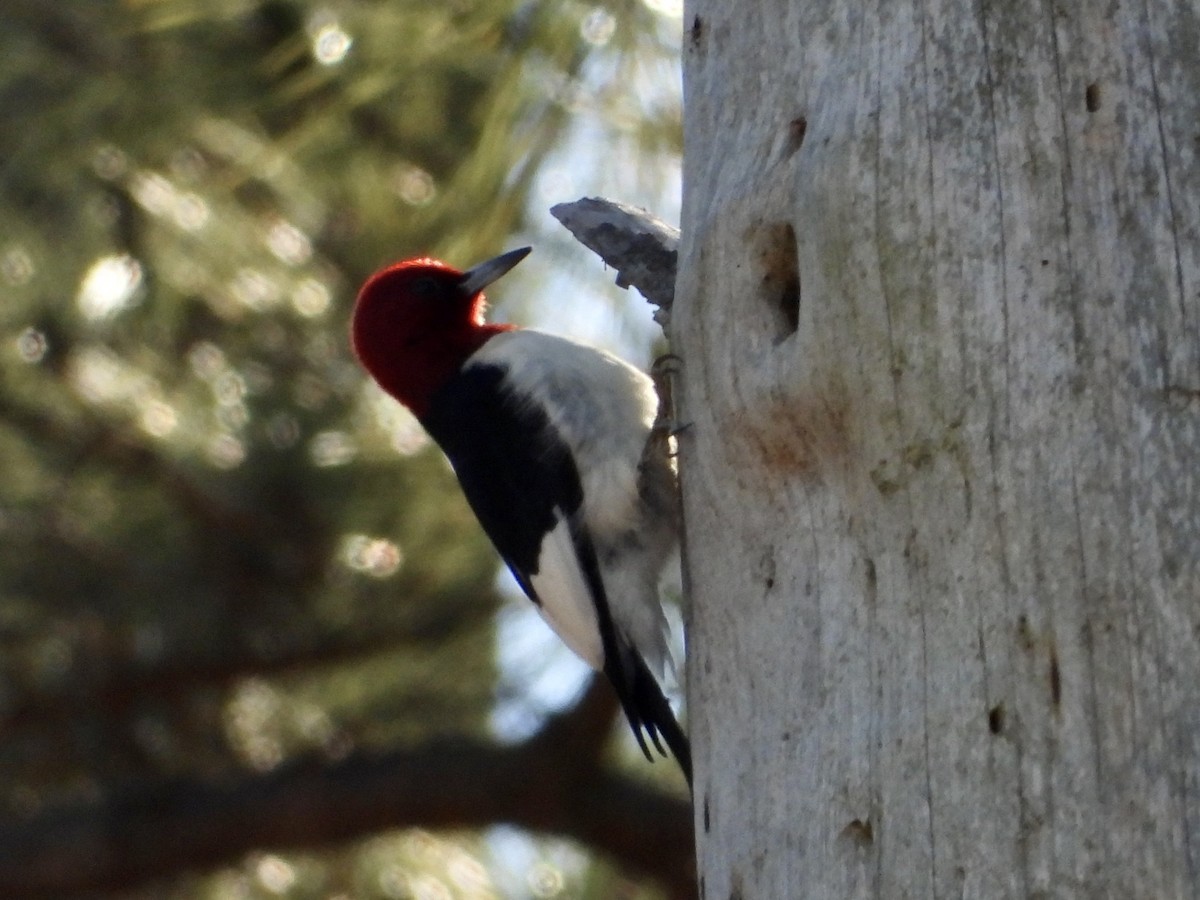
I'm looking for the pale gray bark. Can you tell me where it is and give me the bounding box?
[550,196,679,319]
[675,0,1200,897]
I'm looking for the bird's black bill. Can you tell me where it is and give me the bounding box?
[458,246,532,297]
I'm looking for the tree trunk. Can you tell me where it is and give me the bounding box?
[675,0,1200,896]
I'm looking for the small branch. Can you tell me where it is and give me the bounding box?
[550,197,680,328]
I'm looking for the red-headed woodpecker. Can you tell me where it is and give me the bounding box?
[351,247,690,784]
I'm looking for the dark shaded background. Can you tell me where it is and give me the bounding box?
[0,1,689,897]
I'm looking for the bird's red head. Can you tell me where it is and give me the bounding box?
[351,247,530,418]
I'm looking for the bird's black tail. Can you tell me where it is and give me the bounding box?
[567,516,691,787]
[608,651,692,788]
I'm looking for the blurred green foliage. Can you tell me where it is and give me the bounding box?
[0,0,681,896]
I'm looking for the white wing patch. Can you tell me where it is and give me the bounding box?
[529,511,603,670]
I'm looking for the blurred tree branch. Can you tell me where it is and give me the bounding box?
[0,678,695,899]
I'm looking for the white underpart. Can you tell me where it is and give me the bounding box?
[468,330,675,676]
[529,513,603,668]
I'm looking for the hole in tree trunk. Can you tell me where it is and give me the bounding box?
[752,221,800,342]
[785,116,807,158]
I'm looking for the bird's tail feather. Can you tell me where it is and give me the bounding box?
[611,652,692,788]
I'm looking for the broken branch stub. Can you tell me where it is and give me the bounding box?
[549,197,680,329]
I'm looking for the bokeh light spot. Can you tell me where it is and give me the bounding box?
[16,327,47,364]
[311,19,352,65]
[207,433,246,469]
[2,246,35,285]
[266,219,313,266]
[310,430,357,466]
[254,855,296,894]
[139,400,178,437]
[69,346,138,404]
[580,8,616,46]
[340,534,403,578]
[130,170,175,217]
[91,143,128,180]
[292,277,331,318]
[188,341,226,380]
[173,192,210,231]
[77,254,144,320]
[392,163,436,206]
[230,267,282,312]
[224,679,284,771]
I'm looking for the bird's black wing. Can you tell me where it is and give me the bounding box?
[422,363,582,605]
